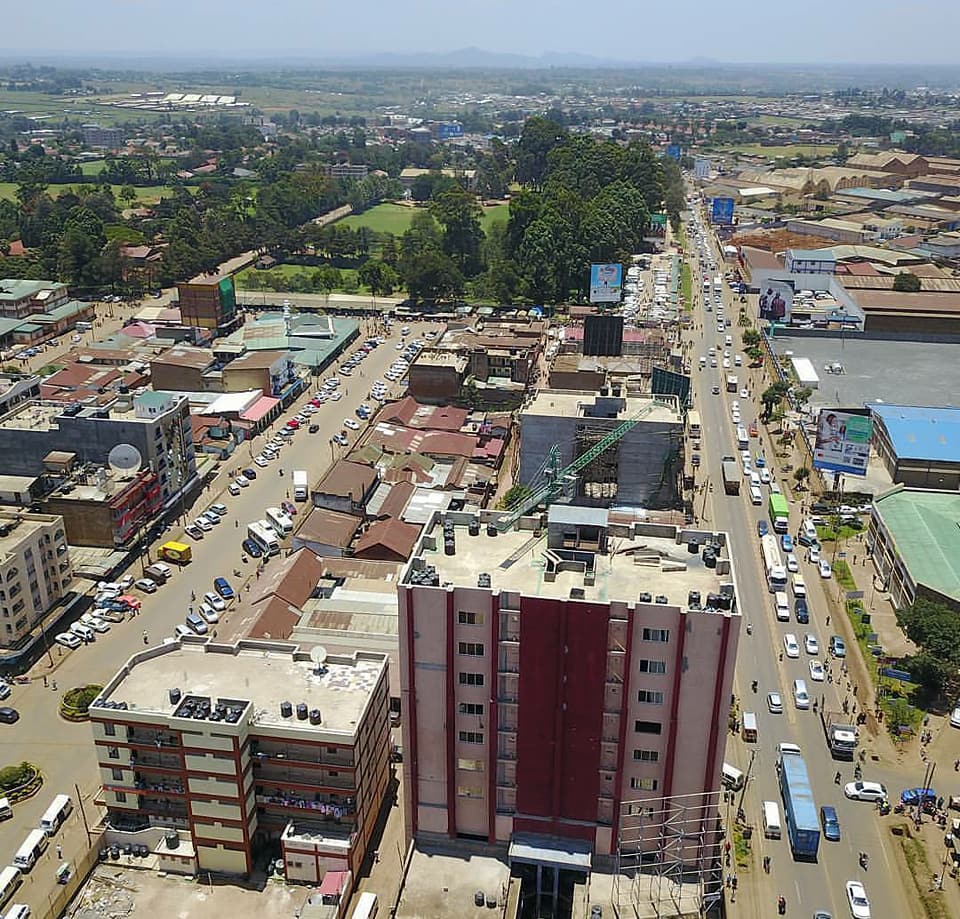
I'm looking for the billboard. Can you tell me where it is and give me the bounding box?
[589,263,623,304]
[812,409,874,476]
[667,144,683,160]
[711,197,735,224]
[758,279,794,324]
[694,157,710,179]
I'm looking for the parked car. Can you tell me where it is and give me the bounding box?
[55,632,81,649]
[185,524,204,540]
[828,635,846,658]
[209,503,228,517]
[204,592,226,612]
[0,707,19,724]
[213,577,234,600]
[900,787,937,807]
[198,603,220,625]
[242,468,257,480]
[134,578,157,593]
[193,517,213,532]
[241,539,262,558]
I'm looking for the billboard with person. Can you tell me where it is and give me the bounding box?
[758,279,794,324]
[812,409,873,476]
[711,197,735,224]
[589,263,623,303]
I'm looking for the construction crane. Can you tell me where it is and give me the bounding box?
[495,400,671,531]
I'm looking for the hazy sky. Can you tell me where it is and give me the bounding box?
[4,0,959,64]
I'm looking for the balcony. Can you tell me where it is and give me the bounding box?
[133,773,186,795]
[256,791,356,821]
[137,797,189,822]
[252,741,354,770]
[127,729,179,748]
[253,761,354,791]
[129,750,182,771]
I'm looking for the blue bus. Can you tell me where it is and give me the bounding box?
[778,750,820,859]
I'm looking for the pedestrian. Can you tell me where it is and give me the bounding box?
[56,843,62,859]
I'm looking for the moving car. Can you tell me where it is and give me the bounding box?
[767,691,783,714]
[783,634,800,658]
[781,534,794,552]
[794,598,809,624]
[818,559,833,579]
[757,520,769,537]
[846,880,870,919]
[809,660,825,682]
[829,635,846,658]
[0,707,19,724]
[785,553,798,572]
[820,805,841,841]
[844,781,887,802]
[951,705,960,729]
[804,634,819,655]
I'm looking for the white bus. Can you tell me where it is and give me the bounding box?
[13,829,48,871]
[247,521,280,557]
[39,794,72,836]
[265,507,294,536]
[736,425,749,449]
[351,892,378,919]
[0,867,22,911]
[687,411,702,439]
[760,534,788,593]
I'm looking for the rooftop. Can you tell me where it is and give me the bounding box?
[521,390,680,423]
[0,511,60,558]
[874,487,960,603]
[0,279,64,302]
[410,515,732,606]
[100,639,386,737]
[870,404,960,463]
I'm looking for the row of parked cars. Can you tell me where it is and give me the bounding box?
[174,577,234,638]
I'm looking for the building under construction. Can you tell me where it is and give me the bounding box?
[518,391,684,508]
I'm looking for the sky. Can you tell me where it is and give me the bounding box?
[4,0,960,65]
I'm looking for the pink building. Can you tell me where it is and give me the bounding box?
[398,506,741,866]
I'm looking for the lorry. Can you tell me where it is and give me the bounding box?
[721,456,740,495]
[157,541,192,564]
[769,493,790,533]
[292,470,308,502]
[778,748,820,860]
[821,709,858,760]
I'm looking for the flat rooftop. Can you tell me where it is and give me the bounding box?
[770,334,960,414]
[522,390,680,423]
[102,640,386,736]
[413,518,730,606]
[0,512,58,558]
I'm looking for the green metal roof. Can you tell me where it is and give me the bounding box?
[0,279,60,302]
[875,487,960,602]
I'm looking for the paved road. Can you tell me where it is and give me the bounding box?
[0,321,437,913]
[685,210,916,919]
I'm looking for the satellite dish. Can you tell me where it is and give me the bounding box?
[108,443,143,474]
[309,645,328,673]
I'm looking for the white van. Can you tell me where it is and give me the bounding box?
[762,800,782,839]
[39,794,72,836]
[0,797,12,821]
[69,622,94,643]
[13,829,48,870]
[0,867,22,911]
[4,904,30,919]
[792,573,807,598]
[725,335,733,347]
[798,519,818,547]
[774,591,790,622]
[750,485,763,506]
[793,678,810,710]
[721,762,745,791]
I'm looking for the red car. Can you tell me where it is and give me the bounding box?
[286,419,300,429]
[282,500,297,516]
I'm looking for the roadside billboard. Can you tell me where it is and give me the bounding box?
[589,263,623,304]
[758,279,794,324]
[812,409,874,476]
[667,144,683,160]
[711,197,735,225]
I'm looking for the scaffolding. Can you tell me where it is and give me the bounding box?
[613,790,725,919]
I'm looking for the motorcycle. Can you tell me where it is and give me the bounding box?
[751,680,758,693]
[778,894,787,914]
[859,851,869,870]
[746,622,753,635]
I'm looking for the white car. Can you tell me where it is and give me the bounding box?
[234,476,250,489]
[343,418,360,431]
[807,546,821,564]
[740,388,749,398]
[55,631,82,649]
[818,559,833,579]
[783,633,800,658]
[254,456,269,468]
[229,483,242,496]
[785,553,799,573]
[844,781,887,802]
[203,592,226,612]
[731,401,740,411]
[198,603,220,624]
[81,614,110,633]
[324,378,339,389]
[118,575,135,590]
[329,391,342,401]
[951,706,960,728]
[193,517,213,532]
[767,691,783,714]
[804,634,819,655]
[135,578,157,593]
[846,881,871,919]
[809,660,825,682]
[759,469,771,485]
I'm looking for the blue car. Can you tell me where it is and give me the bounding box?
[757,520,769,537]
[901,787,937,807]
[794,598,809,624]
[820,805,841,841]
[241,538,262,558]
[754,455,766,468]
[781,534,794,552]
[214,576,235,600]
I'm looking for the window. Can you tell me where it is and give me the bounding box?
[457,785,483,798]
[626,803,655,817]
[107,746,119,760]
[458,731,484,744]
[637,659,666,674]
[457,758,484,771]
[115,791,127,803]
[642,628,670,643]
[111,768,124,781]
[633,749,660,763]
[458,611,484,625]
[459,672,484,687]
[103,722,117,737]
[637,690,664,705]
[634,721,663,735]
[630,777,659,791]
[458,642,484,657]
[459,702,484,716]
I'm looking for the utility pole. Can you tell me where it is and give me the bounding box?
[74,783,92,844]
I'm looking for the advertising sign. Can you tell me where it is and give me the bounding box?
[589,263,623,304]
[694,157,710,179]
[667,144,683,160]
[812,409,874,476]
[711,197,735,225]
[758,279,794,324]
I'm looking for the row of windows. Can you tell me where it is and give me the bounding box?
[633,749,659,763]
[634,721,662,735]
[630,776,659,791]
[638,659,666,674]
[637,690,664,705]
[459,642,484,657]
[459,702,484,716]
[641,628,670,643]
[458,611,484,625]
[459,731,484,745]
[459,672,484,687]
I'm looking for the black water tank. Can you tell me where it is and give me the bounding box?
[280,701,293,718]
[165,830,179,850]
[309,709,322,725]
[687,541,699,554]
[168,688,181,705]
[296,702,308,721]
[468,520,480,537]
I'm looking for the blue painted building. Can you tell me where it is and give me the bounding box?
[869,403,960,490]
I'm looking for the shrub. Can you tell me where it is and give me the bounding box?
[63,684,103,714]
[0,761,37,790]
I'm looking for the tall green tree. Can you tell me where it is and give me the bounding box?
[515,116,568,189]
[430,185,485,277]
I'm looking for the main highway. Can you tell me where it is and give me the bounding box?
[0,320,434,912]
[685,206,916,918]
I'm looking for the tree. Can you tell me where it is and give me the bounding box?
[760,382,790,421]
[430,185,485,276]
[893,271,921,292]
[896,598,960,666]
[515,116,568,189]
[497,484,532,510]
[793,386,813,409]
[119,185,137,205]
[742,328,761,347]
[899,652,949,703]
[792,466,810,489]
[358,259,399,297]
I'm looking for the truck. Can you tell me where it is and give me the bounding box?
[292,469,308,502]
[721,456,740,495]
[768,493,790,534]
[821,709,858,760]
[778,749,820,860]
[157,541,192,564]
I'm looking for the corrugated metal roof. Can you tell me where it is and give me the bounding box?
[871,403,960,463]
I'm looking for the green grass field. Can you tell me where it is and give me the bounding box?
[0,183,190,205]
[341,201,510,238]
[78,160,108,176]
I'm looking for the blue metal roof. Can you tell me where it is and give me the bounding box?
[870,403,960,463]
